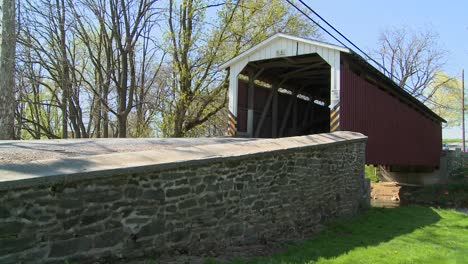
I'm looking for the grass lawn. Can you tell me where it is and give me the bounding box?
[223,206,468,264]
[364,165,378,183]
[443,138,462,143]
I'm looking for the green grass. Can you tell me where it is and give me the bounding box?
[224,206,468,264]
[443,138,462,143]
[365,165,378,183]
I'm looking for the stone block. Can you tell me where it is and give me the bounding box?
[160,172,185,181]
[226,224,244,237]
[178,199,197,210]
[165,205,177,213]
[136,220,165,238]
[186,207,204,218]
[0,206,11,218]
[252,200,265,211]
[135,208,156,217]
[206,184,220,192]
[141,190,165,201]
[203,175,217,184]
[49,237,93,258]
[235,183,244,190]
[104,220,123,229]
[167,230,189,243]
[0,254,20,264]
[189,177,202,185]
[84,191,122,203]
[80,211,109,226]
[200,193,217,204]
[74,224,105,237]
[20,190,50,200]
[124,187,142,199]
[93,228,126,249]
[175,178,188,185]
[166,187,190,198]
[59,198,83,209]
[195,184,206,194]
[0,235,35,255]
[18,206,45,221]
[124,218,149,228]
[0,221,25,238]
[62,216,80,230]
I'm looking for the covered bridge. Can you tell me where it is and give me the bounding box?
[220,33,445,170]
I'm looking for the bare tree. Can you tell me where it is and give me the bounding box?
[163,0,318,137]
[70,0,160,138]
[15,0,161,139]
[375,27,447,102]
[16,10,63,139]
[67,0,115,138]
[17,0,89,138]
[0,0,16,139]
[12,0,317,139]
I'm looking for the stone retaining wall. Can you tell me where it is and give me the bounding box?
[0,132,369,263]
[446,150,468,180]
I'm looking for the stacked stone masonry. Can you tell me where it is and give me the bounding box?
[0,133,369,263]
[446,150,468,180]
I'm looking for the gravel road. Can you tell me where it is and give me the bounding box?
[0,137,257,164]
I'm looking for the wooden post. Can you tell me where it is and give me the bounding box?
[272,82,279,138]
[292,92,298,136]
[301,101,314,134]
[463,69,465,152]
[247,69,264,137]
[247,72,255,137]
[279,89,296,137]
[254,88,273,138]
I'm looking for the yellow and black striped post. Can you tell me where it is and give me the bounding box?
[228,111,237,136]
[330,104,340,132]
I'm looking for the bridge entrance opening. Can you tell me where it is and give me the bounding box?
[235,53,331,138]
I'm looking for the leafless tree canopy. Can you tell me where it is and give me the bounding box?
[375,27,447,102]
[6,0,318,139]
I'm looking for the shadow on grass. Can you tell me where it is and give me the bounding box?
[228,206,442,264]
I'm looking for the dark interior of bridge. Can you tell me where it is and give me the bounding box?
[236,53,331,138]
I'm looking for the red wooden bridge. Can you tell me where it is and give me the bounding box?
[220,33,444,170]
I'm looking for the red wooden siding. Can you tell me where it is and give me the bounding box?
[340,68,442,167]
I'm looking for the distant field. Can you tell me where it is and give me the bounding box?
[443,138,462,143]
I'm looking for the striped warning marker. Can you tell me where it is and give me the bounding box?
[330,104,340,132]
[228,111,237,136]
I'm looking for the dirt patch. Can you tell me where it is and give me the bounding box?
[371,182,401,201]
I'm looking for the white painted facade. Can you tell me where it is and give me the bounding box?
[220,33,350,120]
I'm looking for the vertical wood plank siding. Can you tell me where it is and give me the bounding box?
[340,68,442,167]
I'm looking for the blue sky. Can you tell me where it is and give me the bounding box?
[307,0,468,138]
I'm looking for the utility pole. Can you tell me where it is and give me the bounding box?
[463,69,465,152]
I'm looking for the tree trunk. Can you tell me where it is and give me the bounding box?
[56,0,69,138]
[0,0,16,140]
[102,40,112,138]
